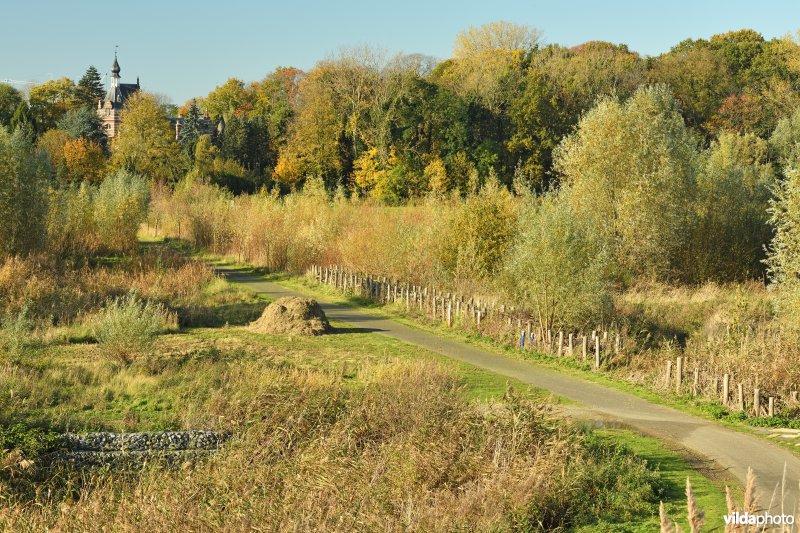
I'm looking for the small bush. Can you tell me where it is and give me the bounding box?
[92,292,176,358]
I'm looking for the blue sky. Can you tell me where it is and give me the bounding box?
[2,0,798,104]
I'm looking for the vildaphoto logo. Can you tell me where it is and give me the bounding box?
[724,512,795,526]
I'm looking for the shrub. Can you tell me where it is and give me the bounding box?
[93,170,151,253]
[502,190,613,333]
[92,292,176,357]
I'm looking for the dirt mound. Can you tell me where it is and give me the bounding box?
[248,297,332,336]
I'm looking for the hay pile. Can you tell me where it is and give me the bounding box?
[248,297,332,336]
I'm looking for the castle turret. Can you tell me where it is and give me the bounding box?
[97,51,141,138]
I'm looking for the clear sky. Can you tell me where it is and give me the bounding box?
[2,0,799,104]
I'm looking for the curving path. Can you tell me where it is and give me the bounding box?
[220,265,800,512]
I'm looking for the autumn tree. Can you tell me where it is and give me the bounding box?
[274,67,343,187]
[531,42,645,120]
[36,129,70,179]
[442,21,540,112]
[58,106,107,151]
[28,77,76,131]
[203,78,249,121]
[111,92,185,183]
[63,138,106,183]
[648,45,734,132]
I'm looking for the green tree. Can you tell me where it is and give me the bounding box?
[9,101,36,138]
[502,190,612,334]
[74,66,105,108]
[93,169,151,253]
[220,114,270,173]
[111,92,186,183]
[0,84,23,129]
[689,133,775,282]
[555,85,698,281]
[770,107,800,168]
[178,99,203,159]
[57,106,107,151]
[767,163,800,324]
[507,70,569,189]
[0,128,50,257]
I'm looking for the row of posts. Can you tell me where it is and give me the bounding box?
[311,264,626,369]
[518,328,623,369]
[664,356,793,417]
[312,265,508,327]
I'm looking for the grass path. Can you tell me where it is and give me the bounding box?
[218,263,800,522]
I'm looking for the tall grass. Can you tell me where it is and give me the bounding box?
[0,360,660,531]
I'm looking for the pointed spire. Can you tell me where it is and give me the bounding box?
[112,46,120,76]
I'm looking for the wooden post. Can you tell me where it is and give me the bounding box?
[665,360,673,386]
[557,331,564,357]
[594,336,601,369]
[615,334,621,355]
[582,336,588,360]
[768,396,775,417]
[738,383,744,411]
[477,310,481,327]
[446,301,452,327]
[722,374,730,405]
[568,333,574,357]
[693,368,700,397]
[754,388,761,417]
[675,357,683,393]
[526,322,532,351]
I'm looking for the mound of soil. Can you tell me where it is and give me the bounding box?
[248,297,332,336]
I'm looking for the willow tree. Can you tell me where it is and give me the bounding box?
[554,85,699,282]
[0,128,50,257]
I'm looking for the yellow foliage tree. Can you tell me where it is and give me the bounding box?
[63,138,105,183]
[353,147,388,191]
[111,92,185,183]
[424,158,449,193]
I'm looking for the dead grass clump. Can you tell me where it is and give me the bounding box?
[249,296,332,336]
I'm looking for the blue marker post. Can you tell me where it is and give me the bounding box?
[520,330,526,350]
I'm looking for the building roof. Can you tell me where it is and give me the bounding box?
[105,82,140,107]
[112,57,121,75]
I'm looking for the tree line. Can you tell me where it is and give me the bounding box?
[5,22,800,297]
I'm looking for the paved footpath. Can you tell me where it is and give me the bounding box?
[220,266,800,513]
